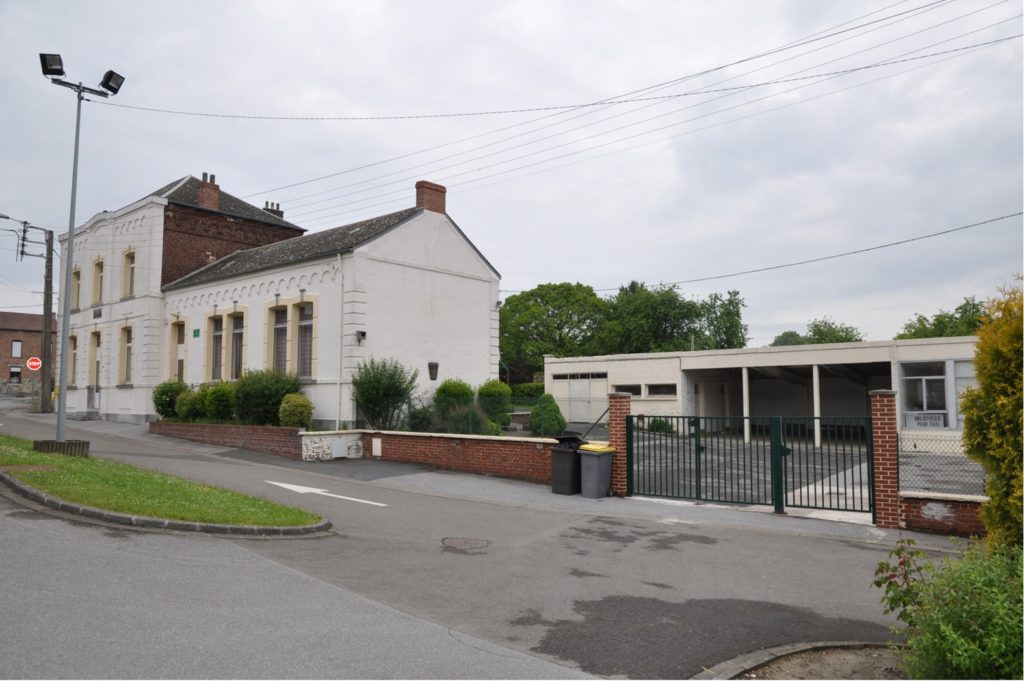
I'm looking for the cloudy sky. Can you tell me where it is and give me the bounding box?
[1,0,1020,346]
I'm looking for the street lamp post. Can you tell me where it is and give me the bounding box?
[40,54,125,442]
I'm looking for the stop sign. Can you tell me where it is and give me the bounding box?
[26,357,42,371]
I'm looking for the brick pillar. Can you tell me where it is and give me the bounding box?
[870,389,900,529]
[608,392,631,497]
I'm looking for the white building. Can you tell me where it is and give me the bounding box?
[59,176,499,426]
[545,336,977,448]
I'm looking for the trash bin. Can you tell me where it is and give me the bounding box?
[579,443,615,499]
[551,435,584,495]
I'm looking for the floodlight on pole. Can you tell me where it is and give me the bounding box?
[40,53,125,441]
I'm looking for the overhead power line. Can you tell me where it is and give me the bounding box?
[89,1,949,125]
[232,0,952,197]
[283,3,1017,221]
[298,23,1019,227]
[289,30,1021,222]
[500,213,1023,294]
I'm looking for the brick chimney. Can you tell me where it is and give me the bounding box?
[263,201,284,219]
[196,172,220,211]
[415,180,446,214]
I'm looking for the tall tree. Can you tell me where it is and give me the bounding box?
[499,282,607,384]
[961,282,1023,546]
[699,290,749,350]
[601,282,703,354]
[770,317,865,346]
[894,296,985,339]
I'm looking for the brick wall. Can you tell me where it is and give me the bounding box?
[363,431,556,484]
[900,494,987,537]
[149,421,303,459]
[0,313,55,388]
[870,390,899,529]
[161,204,302,286]
[608,392,630,497]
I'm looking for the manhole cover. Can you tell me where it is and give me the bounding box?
[442,537,491,554]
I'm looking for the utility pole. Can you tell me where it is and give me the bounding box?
[40,229,54,412]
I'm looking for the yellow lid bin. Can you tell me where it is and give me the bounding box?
[579,443,615,454]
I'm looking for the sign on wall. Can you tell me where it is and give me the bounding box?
[26,357,42,371]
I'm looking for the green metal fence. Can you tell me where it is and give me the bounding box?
[627,415,874,515]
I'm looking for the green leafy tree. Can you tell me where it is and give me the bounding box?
[961,282,1023,547]
[698,290,749,349]
[499,283,607,384]
[895,296,985,339]
[770,330,806,346]
[772,317,864,346]
[601,282,702,354]
[351,358,418,431]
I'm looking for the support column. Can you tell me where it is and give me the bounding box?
[742,367,751,443]
[608,392,631,497]
[812,364,822,448]
[870,389,900,529]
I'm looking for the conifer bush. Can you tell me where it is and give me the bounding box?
[529,393,566,436]
[960,281,1023,547]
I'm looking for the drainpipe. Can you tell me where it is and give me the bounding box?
[342,251,350,428]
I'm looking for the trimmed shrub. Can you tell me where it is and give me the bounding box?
[901,543,1022,679]
[529,393,566,436]
[961,281,1023,547]
[352,358,418,431]
[152,380,188,418]
[409,403,435,433]
[645,417,674,434]
[175,389,205,421]
[477,379,512,426]
[235,370,301,426]
[204,382,236,421]
[279,393,313,429]
[511,382,544,403]
[433,379,474,416]
[442,404,500,436]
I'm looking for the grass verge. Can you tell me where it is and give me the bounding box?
[0,433,321,527]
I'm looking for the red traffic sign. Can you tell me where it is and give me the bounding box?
[26,357,42,371]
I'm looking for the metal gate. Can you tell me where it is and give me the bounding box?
[627,415,874,515]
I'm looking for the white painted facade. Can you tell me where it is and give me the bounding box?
[545,337,977,446]
[57,197,169,423]
[56,182,499,426]
[164,210,500,427]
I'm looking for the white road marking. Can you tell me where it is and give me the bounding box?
[265,481,388,507]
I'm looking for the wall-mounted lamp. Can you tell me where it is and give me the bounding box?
[428,362,439,381]
[356,330,367,344]
[495,300,502,310]
[232,300,238,313]
[299,288,306,302]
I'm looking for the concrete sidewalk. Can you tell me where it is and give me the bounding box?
[1,406,960,552]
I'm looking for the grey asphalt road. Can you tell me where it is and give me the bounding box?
[0,406,940,678]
